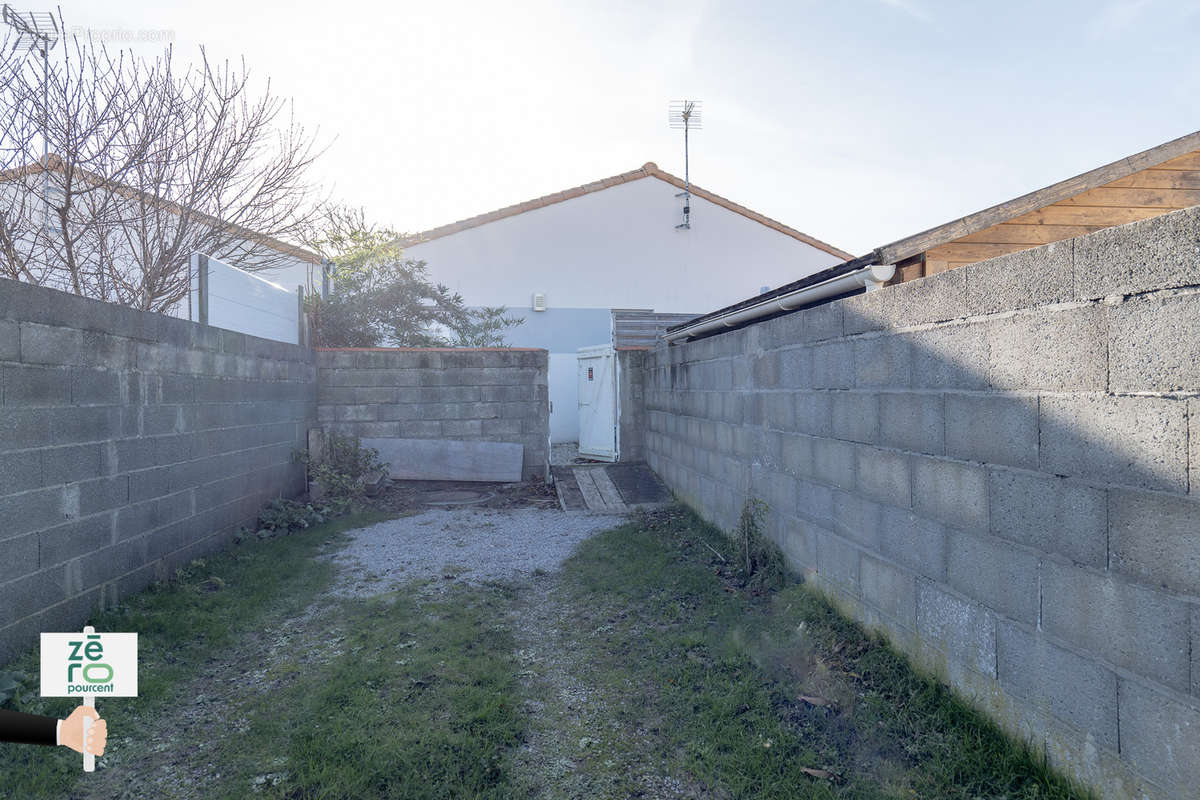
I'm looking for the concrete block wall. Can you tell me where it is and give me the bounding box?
[616,348,648,463]
[642,206,1200,800]
[0,277,315,664]
[316,348,550,481]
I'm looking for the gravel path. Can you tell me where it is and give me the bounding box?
[331,507,627,597]
[550,441,580,465]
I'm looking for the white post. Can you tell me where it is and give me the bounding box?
[81,625,95,772]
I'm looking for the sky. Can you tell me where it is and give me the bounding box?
[47,0,1200,256]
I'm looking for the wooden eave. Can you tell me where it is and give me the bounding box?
[873,129,1200,266]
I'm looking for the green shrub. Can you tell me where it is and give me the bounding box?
[735,498,786,591]
[0,668,33,709]
[239,435,387,543]
[252,498,330,539]
[295,433,388,514]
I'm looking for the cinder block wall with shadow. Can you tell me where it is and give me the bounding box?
[0,278,316,665]
[641,205,1200,800]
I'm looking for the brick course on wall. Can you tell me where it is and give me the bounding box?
[316,348,550,481]
[641,206,1200,800]
[0,277,315,665]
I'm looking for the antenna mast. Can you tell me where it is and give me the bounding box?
[3,5,60,230]
[668,100,702,229]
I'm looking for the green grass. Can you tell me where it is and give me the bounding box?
[556,506,1092,799]
[211,583,524,799]
[0,511,393,798]
[0,508,526,800]
[0,503,1093,800]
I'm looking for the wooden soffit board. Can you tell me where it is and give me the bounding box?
[876,130,1200,267]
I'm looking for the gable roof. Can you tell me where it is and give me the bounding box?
[874,128,1200,266]
[397,162,854,260]
[0,155,321,264]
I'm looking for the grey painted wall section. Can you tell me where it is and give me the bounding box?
[640,206,1200,800]
[315,348,550,482]
[498,306,612,351]
[0,277,315,665]
[487,306,610,445]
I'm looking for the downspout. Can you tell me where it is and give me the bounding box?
[663,262,894,343]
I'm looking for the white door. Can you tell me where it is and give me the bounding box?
[578,344,618,461]
[548,353,579,444]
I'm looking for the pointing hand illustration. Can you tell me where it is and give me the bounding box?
[0,707,106,755]
[61,706,106,756]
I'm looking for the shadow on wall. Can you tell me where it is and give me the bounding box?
[642,205,1200,800]
[0,281,316,666]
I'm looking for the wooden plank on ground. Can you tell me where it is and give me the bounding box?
[551,466,587,511]
[590,468,628,511]
[573,468,608,511]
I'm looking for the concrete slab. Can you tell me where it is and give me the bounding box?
[606,463,672,507]
[363,438,524,482]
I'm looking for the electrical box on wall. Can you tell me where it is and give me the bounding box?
[532,292,546,312]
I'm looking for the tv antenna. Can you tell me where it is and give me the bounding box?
[669,100,701,229]
[3,5,60,227]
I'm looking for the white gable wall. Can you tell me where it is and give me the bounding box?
[0,179,320,310]
[403,174,846,447]
[402,175,844,313]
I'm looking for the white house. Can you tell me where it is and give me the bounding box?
[0,156,324,314]
[400,162,851,443]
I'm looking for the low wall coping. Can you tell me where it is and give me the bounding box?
[315,346,548,353]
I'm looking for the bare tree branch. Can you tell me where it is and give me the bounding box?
[0,12,326,310]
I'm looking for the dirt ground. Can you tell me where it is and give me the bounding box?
[45,498,1081,800]
[372,478,560,514]
[72,485,615,799]
[507,576,711,799]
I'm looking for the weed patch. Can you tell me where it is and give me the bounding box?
[552,505,1091,799]
[0,503,1093,800]
[734,497,786,592]
[0,511,392,799]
